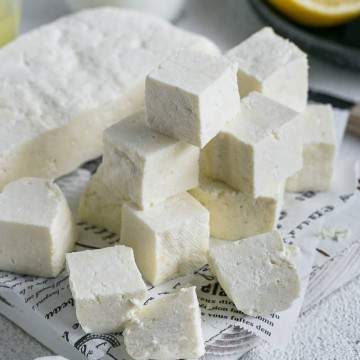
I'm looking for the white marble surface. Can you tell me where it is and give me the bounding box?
[1,0,360,359]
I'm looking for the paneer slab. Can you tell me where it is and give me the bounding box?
[146,51,240,147]
[0,8,219,188]
[190,177,283,240]
[102,113,199,209]
[66,246,147,333]
[0,178,76,277]
[209,231,300,316]
[201,92,302,198]
[286,104,336,192]
[78,164,125,234]
[121,193,209,285]
[227,27,308,112]
[124,287,205,360]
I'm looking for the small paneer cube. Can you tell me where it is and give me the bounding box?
[227,27,308,112]
[124,287,205,360]
[0,178,76,277]
[209,231,300,316]
[145,50,240,148]
[102,112,199,209]
[66,246,147,333]
[121,193,209,285]
[78,165,125,234]
[189,177,283,241]
[201,92,303,198]
[286,104,336,192]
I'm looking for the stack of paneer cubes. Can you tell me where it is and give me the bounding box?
[68,27,336,360]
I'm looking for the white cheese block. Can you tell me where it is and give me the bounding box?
[121,193,209,285]
[209,231,300,316]
[124,286,205,360]
[66,245,147,333]
[286,104,336,192]
[201,92,303,198]
[78,164,125,234]
[146,50,240,147]
[0,8,219,189]
[102,112,199,209]
[226,27,308,112]
[189,176,283,241]
[0,178,76,277]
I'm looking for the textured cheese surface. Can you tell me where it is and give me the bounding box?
[125,192,208,233]
[0,8,218,187]
[286,104,336,192]
[190,177,283,240]
[201,92,302,197]
[121,193,209,285]
[103,113,199,209]
[147,50,236,96]
[104,112,186,159]
[300,104,336,145]
[66,246,147,333]
[227,27,305,82]
[146,50,240,147]
[78,164,125,234]
[226,27,308,112]
[0,178,76,277]
[0,178,65,226]
[229,92,299,145]
[209,231,300,316]
[124,287,205,360]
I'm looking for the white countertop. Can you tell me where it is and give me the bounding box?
[1,0,360,359]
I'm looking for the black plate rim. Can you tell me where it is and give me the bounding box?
[250,0,360,71]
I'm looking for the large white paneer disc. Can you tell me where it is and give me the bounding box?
[102,112,199,209]
[0,177,76,277]
[78,164,124,234]
[121,193,209,285]
[201,92,302,198]
[124,287,205,360]
[0,8,219,188]
[190,176,283,240]
[286,104,336,192]
[209,231,300,316]
[146,50,240,148]
[227,27,308,112]
[66,245,147,333]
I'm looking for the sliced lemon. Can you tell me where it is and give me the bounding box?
[0,1,21,47]
[268,0,360,27]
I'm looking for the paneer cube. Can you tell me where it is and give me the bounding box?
[78,164,125,234]
[102,112,199,209]
[189,176,283,241]
[227,27,308,112]
[201,92,303,198]
[121,193,209,285]
[124,287,205,360]
[209,231,300,316]
[146,50,240,148]
[0,178,76,277]
[286,104,336,192]
[66,245,147,333]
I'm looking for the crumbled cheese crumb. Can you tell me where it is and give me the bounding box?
[318,227,350,241]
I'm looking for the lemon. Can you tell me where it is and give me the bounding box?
[268,0,360,27]
[0,1,21,47]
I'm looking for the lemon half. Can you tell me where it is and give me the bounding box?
[268,0,360,27]
[0,1,21,47]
